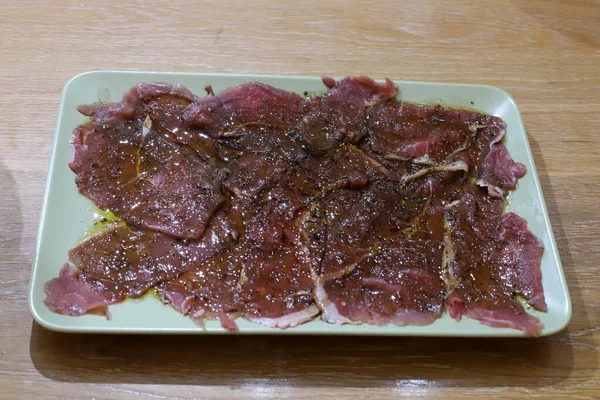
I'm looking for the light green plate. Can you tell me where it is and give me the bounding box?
[28,71,571,336]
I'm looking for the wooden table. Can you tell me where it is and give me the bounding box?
[1,1,599,398]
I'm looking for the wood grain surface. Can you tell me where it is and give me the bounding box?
[1,1,599,398]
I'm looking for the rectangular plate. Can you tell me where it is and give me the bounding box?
[29,71,571,336]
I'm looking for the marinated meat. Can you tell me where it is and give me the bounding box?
[44,264,110,317]
[367,102,514,179]
[444,189,546,335]
[477,132,527,198]
[223,153,283,199]
[298,76,398,150]
[159,239,317,331]
[160,188,316,330]
[183,82,305,137]
[45,76,545,335]
[71,83,225,239]
[315,201,446,326]
[301,180,430,278]
[368,103,479,163]
[43,209,238,316]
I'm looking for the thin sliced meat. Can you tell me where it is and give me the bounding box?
[247,306,320,329]
[160,239,316,331]
[71,84,225,239]
[477,139,527,198]
[43,264,110,317]
[446,297,543,335]
[454,124,526,198]
[369,103,474,162]
[222,153,285,199]
[317,236,445,326]
[129,129,225,238]
[222,153,318,212]
[316,199,446,326]
[46,77,544,334]
[77,82,199,124]
[303,183,438,324]
[242,188,309,250]
[298,76,398,150]
[295,145,401,195]
[158,244,245,330]
[215,124,318,200]
[161,186,316,330]
[217,124,308,163]
[444,188,545,336]
[368,102,507,167]
[183,82,305,137]
[498,212,547,311]
[300,181,428,278]
[237,242,317,325]
[73,210,236,296]
[43,209,238,316]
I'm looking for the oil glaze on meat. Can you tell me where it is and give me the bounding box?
[44,76,546,335]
